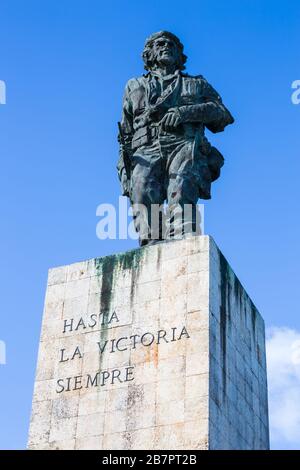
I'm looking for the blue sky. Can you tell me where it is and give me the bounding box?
[0,0,300,450]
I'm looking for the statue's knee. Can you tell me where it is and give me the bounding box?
[168,183,185,206]
[169,177,198,206]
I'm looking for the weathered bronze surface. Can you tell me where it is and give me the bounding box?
[117,31,234,245]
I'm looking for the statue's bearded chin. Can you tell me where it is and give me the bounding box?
[153,52,178,70]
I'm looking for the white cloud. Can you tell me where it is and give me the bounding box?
[266,327,300,449]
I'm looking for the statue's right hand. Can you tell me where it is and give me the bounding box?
[160,108,183,131]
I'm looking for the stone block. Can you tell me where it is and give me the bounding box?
[28,236,269,450]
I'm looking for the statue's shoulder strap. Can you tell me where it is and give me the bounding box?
[184,74,222,101]
[125,76,145,93]
[181,72,204,80]
[193,74,205,80]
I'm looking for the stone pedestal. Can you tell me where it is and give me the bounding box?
[28,236,269,450]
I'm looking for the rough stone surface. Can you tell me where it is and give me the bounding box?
[28,236,269,450]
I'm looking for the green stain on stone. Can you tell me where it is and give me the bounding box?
[118,248,142,271]
[250,300,257,334]
[219,250,232,399]
[233,274,244,311]
[118,246,145,307]
[233,268,257,337]
[156,245,162,271]
[93,247,146,374]
[94,255,116,313]
[94,256,117,372]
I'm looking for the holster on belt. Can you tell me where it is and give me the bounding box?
[131,126,158,151]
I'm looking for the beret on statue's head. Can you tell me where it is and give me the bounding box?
[142,30,187,71]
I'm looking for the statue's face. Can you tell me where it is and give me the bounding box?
[152,36,179,68]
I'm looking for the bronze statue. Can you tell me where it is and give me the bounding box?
[117,31,234,246]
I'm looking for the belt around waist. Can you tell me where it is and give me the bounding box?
[131,124,202,151]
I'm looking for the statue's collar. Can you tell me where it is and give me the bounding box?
[146,69,180,81]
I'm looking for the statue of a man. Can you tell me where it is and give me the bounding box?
[117,31,234,246]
